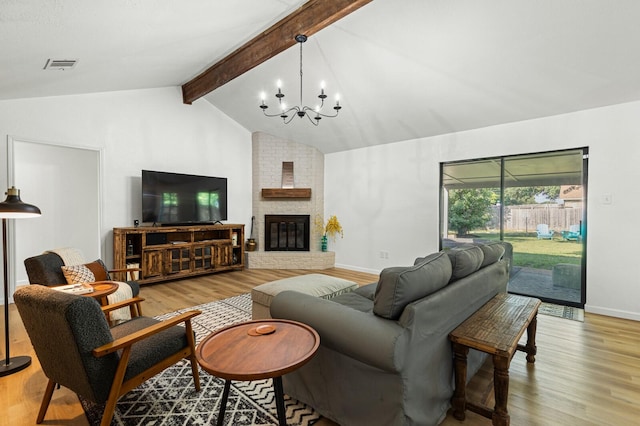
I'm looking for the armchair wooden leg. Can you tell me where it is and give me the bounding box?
[36,379,56,424]
[100,348,131,426]
[125,301,142,318]
[185,320,201,391]
[189,356,201,392]
[128,301,142,317]
[101,397,120,426]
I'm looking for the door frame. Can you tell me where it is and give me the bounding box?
[6,135,103,295]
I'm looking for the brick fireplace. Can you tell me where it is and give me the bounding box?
[245,132,334,269]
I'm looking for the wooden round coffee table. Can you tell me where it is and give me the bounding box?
[196,319,320,426]
[87,281,119,305]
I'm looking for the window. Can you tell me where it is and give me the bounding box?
[440,149,587,308]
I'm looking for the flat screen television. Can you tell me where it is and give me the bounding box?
[142,170,228,225]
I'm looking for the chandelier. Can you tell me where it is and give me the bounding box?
[259,34,341,126]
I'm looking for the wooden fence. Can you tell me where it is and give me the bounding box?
[488,204,583,233]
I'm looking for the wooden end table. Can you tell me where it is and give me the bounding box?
[196,319,320,426]
[53,281,119,305]
[449,293,541,426]
[87,281,119,305]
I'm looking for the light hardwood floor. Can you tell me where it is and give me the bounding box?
[3,268,640,426]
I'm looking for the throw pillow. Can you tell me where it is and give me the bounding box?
[446,245,484,282]
[61,264,96,284]
[373,252,452,320]
[478,242,505,268]
[84,259,111,281]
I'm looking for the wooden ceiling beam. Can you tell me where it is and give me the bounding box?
[181,0,372,104]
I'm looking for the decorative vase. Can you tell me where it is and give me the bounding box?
[321,235,328,252]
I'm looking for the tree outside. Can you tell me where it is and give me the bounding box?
[448,188,498,236]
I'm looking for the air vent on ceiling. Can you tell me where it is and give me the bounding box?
[43,59,78,70]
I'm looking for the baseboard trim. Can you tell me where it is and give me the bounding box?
[334,263,380,275]
[584,304,640,321]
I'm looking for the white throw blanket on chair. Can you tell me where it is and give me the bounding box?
[106,282,133,323]
[46,247,86,267]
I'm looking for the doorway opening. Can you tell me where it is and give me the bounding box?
[9,137,102,290]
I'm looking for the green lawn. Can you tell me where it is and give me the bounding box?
[470,231,582,270]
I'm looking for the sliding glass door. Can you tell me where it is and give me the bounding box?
[441,148,587,308]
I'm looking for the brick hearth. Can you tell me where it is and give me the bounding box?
[245,251,335,269]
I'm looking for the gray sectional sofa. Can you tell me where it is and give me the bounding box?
[270,242,511,426]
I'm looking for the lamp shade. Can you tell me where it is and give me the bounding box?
[0,187,41,219]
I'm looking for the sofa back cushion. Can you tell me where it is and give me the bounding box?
[446,245,484,282]
[374,252,452,320]
[478,242,505,268]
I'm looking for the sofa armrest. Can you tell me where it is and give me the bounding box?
[271,290,405,372]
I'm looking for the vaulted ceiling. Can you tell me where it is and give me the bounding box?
[3,1,640,153]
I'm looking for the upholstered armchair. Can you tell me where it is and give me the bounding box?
[14,284,201,426]
[24,251,140,295]
[24,251,142,319]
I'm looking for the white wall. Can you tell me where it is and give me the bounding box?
[326,100,640,321]
[0,87,252,289]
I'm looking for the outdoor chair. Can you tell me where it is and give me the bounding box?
[562,224,581,241]
[536,224,554,239]
[14,284,201,426]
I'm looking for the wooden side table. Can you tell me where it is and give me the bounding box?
[87,281,119,305]
[449,293,541,426]
[52,281,119,305]
[196,319,320,426]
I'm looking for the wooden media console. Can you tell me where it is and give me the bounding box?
[113,224,244,285]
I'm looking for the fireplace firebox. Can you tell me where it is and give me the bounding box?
[264,215,310,251]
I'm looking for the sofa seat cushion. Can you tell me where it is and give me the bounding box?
[353,282,377,300]
[332,290,375,313]
[373,252,452,320]
[446,245,484,281]
[111,316,189,382]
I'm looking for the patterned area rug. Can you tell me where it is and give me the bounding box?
[81,294,320,425]
[538,302,584,321]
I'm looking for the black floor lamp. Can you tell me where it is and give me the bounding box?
[0,186,41,377]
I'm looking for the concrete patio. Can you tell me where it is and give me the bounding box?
[508,266,581,304]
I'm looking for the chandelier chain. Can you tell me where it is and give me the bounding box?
[299,41,303,107]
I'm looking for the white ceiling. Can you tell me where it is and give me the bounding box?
[3,0,640,153]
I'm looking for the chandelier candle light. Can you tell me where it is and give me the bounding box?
[260,34,342,125]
